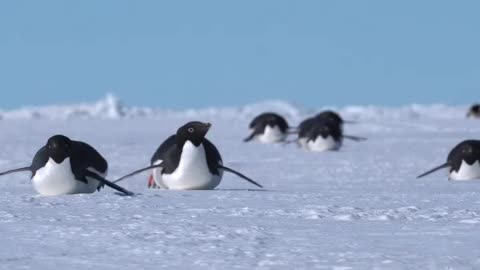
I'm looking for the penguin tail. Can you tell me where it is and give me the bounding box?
[0,166,31,176]
[343,135,368,142]
[113,164,164,183]
[219,165,263,188]
[417,162,450,179]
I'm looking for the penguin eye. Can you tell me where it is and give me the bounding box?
[188,128,195,133]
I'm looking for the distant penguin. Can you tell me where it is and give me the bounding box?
[291,114,366,150]
[417,140,480,181]
[244,112,290,143]
[114,122,263,190]
[0,135,132,196]
[467,104,480,118]
[300,119,344,152]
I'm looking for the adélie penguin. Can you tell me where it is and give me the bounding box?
[244,112,290,143]
[114,121,263,190]
[0,135,133,196]
[288,115,366,151]
[417,140,480,181]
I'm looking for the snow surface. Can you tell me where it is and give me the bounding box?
[0,97,480,269]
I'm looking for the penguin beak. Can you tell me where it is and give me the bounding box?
[201,123,212,136]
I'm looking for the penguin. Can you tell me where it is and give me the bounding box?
[467,104,480,118]
[290,115,366,150]
[0,135,133,196]
[417,140,480,181]
[114,121,263,190]
[244,112,290,143]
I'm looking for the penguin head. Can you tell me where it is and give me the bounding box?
[447,140,480,170]
[467,104,480,118]
[176,122,212,147]
[308,121,342,141]
[46,135,72,163]
[316,110,343,125]
[250,113,288,133]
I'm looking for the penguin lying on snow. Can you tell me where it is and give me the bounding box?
[417,140,480,181]
[467,104,480,118]
[290,111,366,151]
[244,112,290,143]
[114,121,263,190]
[0,135,133,196]
[295,118,365,152]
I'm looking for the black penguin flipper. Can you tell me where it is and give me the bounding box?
[113,164,164,183]
[84,170,134,195]
[343,135,368,142]
[1,146,50,178]
[0,167,32,176]
[243,132,256,142]
[219,165,263,188]
[416,163,451,179]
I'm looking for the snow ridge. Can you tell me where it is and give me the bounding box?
[0,94,470,120]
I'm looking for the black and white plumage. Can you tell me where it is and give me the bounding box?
[467,104,480,118]
[417,140,480,181]
[290,111,366,151]
[244,112,290,143]
[114,122,263,190]
[0,135,132,196]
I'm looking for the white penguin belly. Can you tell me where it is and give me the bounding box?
[306,136,341,152]
[32,158,101,196]
[153,142,222,190]
[256,125,286,144]
[449,160,480,181]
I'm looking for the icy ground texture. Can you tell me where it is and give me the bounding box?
[0,100,480,269]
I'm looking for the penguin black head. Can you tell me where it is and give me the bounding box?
[467,104,480,118]
[176,121,212,147]
[315,110,344,125]
[244,112,289,142]
[307,120,342,142]
[249,113,288,130]
[46,135,73,163]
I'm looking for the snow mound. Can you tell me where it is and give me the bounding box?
[0,94,470,120]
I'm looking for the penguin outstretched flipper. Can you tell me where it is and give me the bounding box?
[218,165,263,188]
[84,170,134,195]
[416,163,450,179]
[0,167,32,176]
[113,164,164,183]
[343,135,368,142]
[243,132,256,142]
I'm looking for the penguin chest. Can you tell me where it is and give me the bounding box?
[449,160,480,181]
[257,125,286,144]
[32,158,100,196]
[156,142,221,190]
[306,135,341,152]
